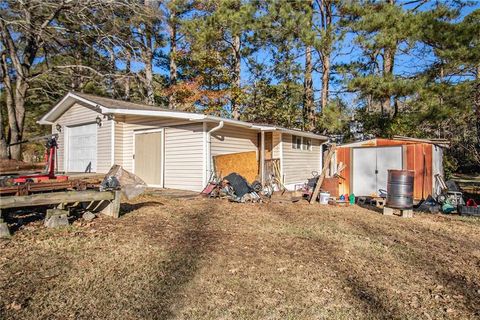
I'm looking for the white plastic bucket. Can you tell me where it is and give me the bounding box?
[319,192,330,205]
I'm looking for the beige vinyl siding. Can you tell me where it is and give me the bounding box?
[210,124,258,157]
[164,124,204,191]
[52,103,111,173]
[114,121,124,165]
[120,116,187,171]
[282,134,323,185]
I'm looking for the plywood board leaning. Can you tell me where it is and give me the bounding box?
[213,151,259,183]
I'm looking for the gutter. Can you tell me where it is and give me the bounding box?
[205,121,224,185]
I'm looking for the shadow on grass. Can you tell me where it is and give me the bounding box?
[268,205,408,319]
[144,203,217,319]
[350,218,480,316]
[120,201,164,215]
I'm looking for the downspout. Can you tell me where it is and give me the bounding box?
[205,121,224,185]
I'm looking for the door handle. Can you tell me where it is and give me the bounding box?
[375,169,378,174]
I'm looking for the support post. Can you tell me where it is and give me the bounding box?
[309,144,336,204]
[101,190,122,218]
[0,210,10,238]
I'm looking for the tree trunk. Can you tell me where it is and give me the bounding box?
[317,0,332,115]
[320,53,330,114]
[231,34,241,120]
[0,119,7,159]
[144,49,155,105]
[475,65,480,143]
[168,10,178,109]
[9,80,28,160]
[304,45,315,131]
[382,46,394,115]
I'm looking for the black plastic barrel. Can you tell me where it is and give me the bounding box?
[386,170,414,209]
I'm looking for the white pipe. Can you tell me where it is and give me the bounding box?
[260,131,265,185]
[205,121,224,184]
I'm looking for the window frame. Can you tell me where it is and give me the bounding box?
[302,137,312,151]
[292,135,313,151]
[292,135,302,150]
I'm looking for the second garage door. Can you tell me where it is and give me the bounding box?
[67,123,97,172]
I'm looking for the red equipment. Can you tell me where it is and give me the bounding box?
[9,134,68,183]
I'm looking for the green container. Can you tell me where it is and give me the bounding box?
[349,194,355,205]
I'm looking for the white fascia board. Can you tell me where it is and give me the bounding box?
[205,115,255,128]
[277,128,328,140]
[105,108,206,121]
[38,92,104,124]
[38,93,74,124]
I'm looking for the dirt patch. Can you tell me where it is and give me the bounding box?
[1,194,479,319]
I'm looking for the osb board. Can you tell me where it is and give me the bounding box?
[322,177,340,197]
[214,151,259,183]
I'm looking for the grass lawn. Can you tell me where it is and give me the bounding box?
[1,191,479,319]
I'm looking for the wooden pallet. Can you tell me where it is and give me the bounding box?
[373,197,386,208]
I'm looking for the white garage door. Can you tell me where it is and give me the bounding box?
[67,123,97,172]
[353,146,402,196]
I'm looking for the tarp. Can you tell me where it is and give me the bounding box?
[100,165,147,200]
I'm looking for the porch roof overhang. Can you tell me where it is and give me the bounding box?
[38,92,329,141]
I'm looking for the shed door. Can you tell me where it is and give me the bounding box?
[134,131,162,185]
[376,146,403,193]
[352,146,402,196]
[353,148,377,196]
[67,123,97,172]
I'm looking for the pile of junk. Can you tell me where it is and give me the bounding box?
[417,174,480,216]
[201,173,275,203]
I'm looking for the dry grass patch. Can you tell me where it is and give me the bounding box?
[1,193,479,319]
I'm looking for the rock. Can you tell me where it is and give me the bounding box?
[82,211,96,221]
[44,214,69,228]
[8,301,22,311]
[0,222,11,238]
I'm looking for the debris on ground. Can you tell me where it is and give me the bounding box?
[201,172,269,203]
[100,165,147,200]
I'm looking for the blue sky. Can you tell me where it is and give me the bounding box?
[117,1,480,111]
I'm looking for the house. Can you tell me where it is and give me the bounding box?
[334,137,446,201]
[38,92,328,192]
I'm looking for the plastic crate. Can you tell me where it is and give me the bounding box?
[459,206,480,217]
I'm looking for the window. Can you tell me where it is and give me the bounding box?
[292,135,302,149]
[292,135,312,151]
[303,138,312,151]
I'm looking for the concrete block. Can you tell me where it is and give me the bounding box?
[383,206,395,216]
[44,214,69,228]
[46,209,69,219]
[44,209,69,228]
[82,211,96,221]
[401,209,414,218]
[0,222,11,238]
